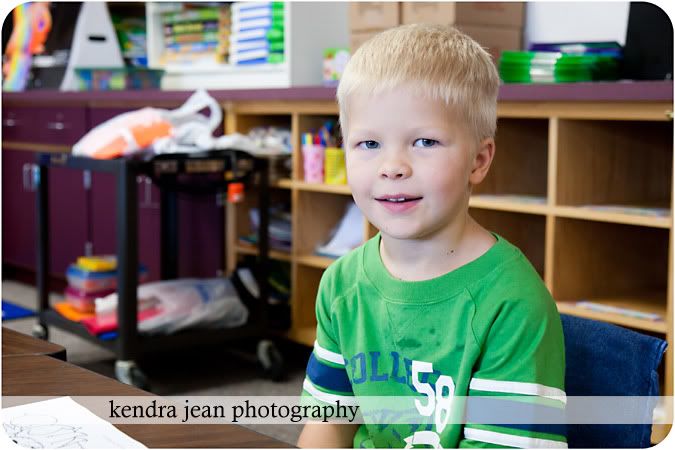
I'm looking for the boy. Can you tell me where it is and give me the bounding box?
[298,24,566,448]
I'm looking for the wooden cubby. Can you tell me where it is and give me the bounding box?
[474,118,549,198]
[223,95,673,443]
[553,218,669,334]
[295,191,356,266]
[554,119,672,228]
[469,209,546,278]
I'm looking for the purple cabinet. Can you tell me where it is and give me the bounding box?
[48,166,88,275]
[2,148,37,269]
[37,107,87,145]
[1,149,86,276]
[178,193,224,278]
[90,172,162,282]
[2,107,34,142]
[2,105,86,146]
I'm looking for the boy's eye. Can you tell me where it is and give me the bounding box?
[357,140,380,150]
[413,138,439,148]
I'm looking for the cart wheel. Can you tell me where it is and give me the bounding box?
[31,323,49,340]
[257,340,284,381]
[115,360,149,390]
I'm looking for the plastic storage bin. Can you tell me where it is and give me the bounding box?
[75,68,164,91]
[66,264,148,293]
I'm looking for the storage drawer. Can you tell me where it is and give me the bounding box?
[37,106,87,145]
[2,106,87,146]
[2,106,34,142]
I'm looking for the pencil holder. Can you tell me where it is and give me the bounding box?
[324,147,346,185]
[302,144,325,183]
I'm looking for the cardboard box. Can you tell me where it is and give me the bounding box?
[402,2,525,28]
[457,24,522,62]
[350,30,383,52]
[350,2,400,31]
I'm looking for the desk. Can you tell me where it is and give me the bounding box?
[2,355,292,448]
[2,327,66,360]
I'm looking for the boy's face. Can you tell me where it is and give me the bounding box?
[344,84,492,241]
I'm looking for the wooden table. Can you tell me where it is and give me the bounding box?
[2,327,66,360]
[2,354,292,448]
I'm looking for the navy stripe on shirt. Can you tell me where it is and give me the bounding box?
[307,352,353,393]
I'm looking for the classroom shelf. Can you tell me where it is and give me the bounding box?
[474,118,549,198]
[470,208,547,278]
[293,180,352,195]
[555,119,672,210]
[469,195,549,215]
[296,254,337,269]
[290,265,323,339]
[556,293,668,334]
[275,178,293,190]
[553,205,671,229]
[235,243,292,262]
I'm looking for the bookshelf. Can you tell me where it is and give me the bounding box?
[145,2,349,90]
[222,85,673,442]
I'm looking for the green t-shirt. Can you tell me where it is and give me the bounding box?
[302,233,567,448]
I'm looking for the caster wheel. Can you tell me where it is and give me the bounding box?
[115,360,149,390]
[257,340,285,381]
[31,324,49,340]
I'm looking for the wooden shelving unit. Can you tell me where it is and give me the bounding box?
[222,91,673,443]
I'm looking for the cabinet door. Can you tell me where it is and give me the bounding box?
[178,194,224,278]
[2,148,37,269]
[90,172,162,282]
[48,166,88,276]
[137,177,161,282]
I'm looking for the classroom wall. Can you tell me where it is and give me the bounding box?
[525,1,630,47]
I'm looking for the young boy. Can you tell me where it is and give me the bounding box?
[297,24,566,448]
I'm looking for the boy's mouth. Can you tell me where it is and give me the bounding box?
[374,194,423,203]
[374,194,423,213]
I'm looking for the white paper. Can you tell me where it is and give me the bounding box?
[316,202,365,258]
[2,397,146,449]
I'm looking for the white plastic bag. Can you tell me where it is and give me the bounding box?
[73,89,223,158]
[95,277,249,335]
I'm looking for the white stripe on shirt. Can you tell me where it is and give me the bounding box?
[464,427,568,448]
[303,377,357,406]
[470,378,567,404]
[313,340,345,365]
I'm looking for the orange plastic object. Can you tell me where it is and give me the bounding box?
[91,120,173,159]
[53,302,96,322]
[227,182,245,203]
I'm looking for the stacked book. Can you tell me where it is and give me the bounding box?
[499,42,621,83]
[161,5,231,65]
[230,2,285,65]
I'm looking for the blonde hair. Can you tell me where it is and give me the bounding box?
[337,24,500,141]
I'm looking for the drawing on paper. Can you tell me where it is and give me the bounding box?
[3,414,88,448]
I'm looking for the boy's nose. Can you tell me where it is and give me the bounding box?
[378,158,412,180]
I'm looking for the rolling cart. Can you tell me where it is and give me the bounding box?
[33,149,284,388]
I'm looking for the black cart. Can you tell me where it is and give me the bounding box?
[33,150,284,388]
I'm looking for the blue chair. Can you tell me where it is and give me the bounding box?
[561,314,667,448]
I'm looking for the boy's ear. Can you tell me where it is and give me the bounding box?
[469,138,496,185]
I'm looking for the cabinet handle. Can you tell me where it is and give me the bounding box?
[145,177,159,209]
[30,164,38,191]
[22,164,29,190]
[46,121,66,130]
[23,164,37,192]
